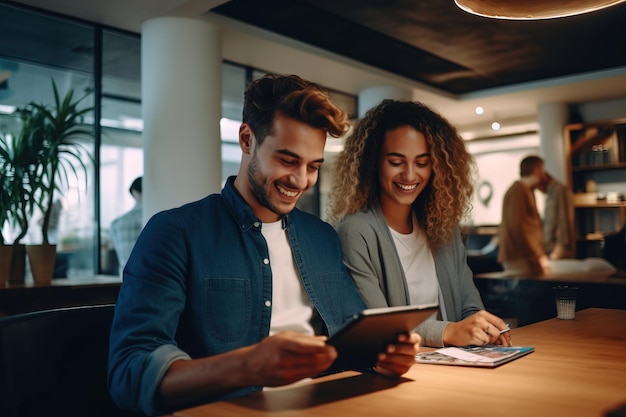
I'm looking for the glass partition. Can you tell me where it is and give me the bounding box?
[99,29,143,275]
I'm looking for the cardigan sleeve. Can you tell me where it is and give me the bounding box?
[336,216,391,308]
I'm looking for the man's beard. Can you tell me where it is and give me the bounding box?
[247,150,287,217]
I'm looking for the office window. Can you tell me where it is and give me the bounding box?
[221,63,246,185]
[0,3,96,278]
[99,30,143,275]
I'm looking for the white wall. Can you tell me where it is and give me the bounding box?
[466,133,541,226]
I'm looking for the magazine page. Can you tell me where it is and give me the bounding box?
[415,346,534,367]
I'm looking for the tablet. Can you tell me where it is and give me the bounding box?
[327,304,438,370]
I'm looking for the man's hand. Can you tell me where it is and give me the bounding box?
[550,245,567,260]
[538,254,552,274]
[373,332,420,377]
[531,255,552,275]
[244,331,337,387]
[160,331,337,409]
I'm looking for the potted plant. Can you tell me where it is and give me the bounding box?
[15,80,94,283]
[0,167,13,285]
[0,116,45,284]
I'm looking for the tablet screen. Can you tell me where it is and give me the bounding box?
[327,304,438,370]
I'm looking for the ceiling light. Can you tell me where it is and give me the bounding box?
[491,121,501,130]
[0,104,15,114]
[475,106,484,115]
[454,0,626,19]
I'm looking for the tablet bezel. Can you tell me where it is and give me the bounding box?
[327,304,438,370]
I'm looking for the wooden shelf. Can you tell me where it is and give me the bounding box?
[565,118,626,258]
[572,161,626,171]
[574,201,626,208]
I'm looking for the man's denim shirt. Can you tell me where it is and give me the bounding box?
[108,177,366,416]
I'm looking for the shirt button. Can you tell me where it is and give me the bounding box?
[254,222,261,228]
[265,300,271,307]
[263,258,269,265]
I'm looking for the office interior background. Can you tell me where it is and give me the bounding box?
[1,0,626,278]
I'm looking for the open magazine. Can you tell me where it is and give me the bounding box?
[415,345,534,367]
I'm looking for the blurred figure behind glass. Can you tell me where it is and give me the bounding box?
[537,172,576,260]
[110,177,142,276]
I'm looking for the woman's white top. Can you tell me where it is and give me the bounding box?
[389,219,440,307]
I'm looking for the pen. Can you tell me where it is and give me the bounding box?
[499,323,512,334]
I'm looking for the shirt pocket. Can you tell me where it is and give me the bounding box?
[204,277,251,343]
[317,271,360,323]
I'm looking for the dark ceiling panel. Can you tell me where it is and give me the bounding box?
[0,3,94,74]
[212,0,626,95]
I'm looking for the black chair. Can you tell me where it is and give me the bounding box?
[0,304,131,417]
[465,230,503,274]
[603,224,626,270]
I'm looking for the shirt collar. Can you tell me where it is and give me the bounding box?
[222,176,291,231]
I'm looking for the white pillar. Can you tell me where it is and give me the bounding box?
[141,17,222,223]
[538,102,569,183]
[358,86,413,118]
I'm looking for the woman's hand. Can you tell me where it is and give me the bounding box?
[443,310,512,347]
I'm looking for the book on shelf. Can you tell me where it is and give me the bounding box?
[415,345,534,368]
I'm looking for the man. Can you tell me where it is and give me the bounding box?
[498,155,551,275]
[110,176,143,275]
[108,74,420,416]
[537,172,575,259]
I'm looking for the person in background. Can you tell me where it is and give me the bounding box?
[108,75,420,417]
[498,155,551,275]
[537,172,576,259]
[328,99,511,348]
[110,176,143,276]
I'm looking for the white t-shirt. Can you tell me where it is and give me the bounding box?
[261,219,314,336]
[389,220,440,307]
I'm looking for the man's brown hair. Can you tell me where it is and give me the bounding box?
[520,155,544,177]
[243,74,349,145]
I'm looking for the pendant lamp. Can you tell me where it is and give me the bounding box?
[454,0,626,19]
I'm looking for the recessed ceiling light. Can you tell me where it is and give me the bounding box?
[475,106,484,115]
[491,121,501,130]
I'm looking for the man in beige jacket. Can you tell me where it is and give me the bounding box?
[498,155,551,275]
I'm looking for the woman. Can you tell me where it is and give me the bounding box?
[329,99,511,347]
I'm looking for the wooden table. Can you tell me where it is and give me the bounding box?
[173,308,626,417]
[0,275,122,316]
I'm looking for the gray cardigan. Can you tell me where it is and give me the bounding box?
[336,202,484,347]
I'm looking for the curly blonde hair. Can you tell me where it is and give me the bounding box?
[328,99,474,248]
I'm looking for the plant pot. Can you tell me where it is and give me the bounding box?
[0,245,13,287]
[26,244,57,285]
[9,243,26,285]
